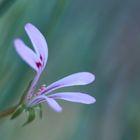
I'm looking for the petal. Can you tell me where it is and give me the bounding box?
[14,38,39,71]
[29,96,62,112]
[29,96,46,106]
[42,72,95,94]
[25,23,48,67]
[45,97,62,112]
[48,92,96,104]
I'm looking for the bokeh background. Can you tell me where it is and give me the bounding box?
[0,0,140,140]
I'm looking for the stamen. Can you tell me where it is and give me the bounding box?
[27,95,32,100]
[41,84,46,90]
[42,84,46,87]
[35,85,46,97]
[38,89,42,92]
[35,92,40,96]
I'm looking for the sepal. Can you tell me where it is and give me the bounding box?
[22,108,35,126]
[35,104,43,119]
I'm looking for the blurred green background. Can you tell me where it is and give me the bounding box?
[0,0,140,140]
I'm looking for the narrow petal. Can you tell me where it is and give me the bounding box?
[14,38,39,71]
[42,72,95,95]
[25,23,48,67]
[45,97,62,112]
[27,96,46,106]
[29,95,62,112]
[48,92,96,104]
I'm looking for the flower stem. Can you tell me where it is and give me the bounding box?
[25,73,40,103]
[0,106,17,118]
[0,88,26,118]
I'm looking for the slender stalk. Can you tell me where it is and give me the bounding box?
[25,73,40,103]
[0,106,17,118]
[0,102,19,118]
[0,82,29,118]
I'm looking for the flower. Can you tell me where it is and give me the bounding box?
[14,23,96,113]
[14,23,48,100]
[28,72,96,112]
[14,23,48,72]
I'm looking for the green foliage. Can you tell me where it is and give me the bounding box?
[0,0,16,16]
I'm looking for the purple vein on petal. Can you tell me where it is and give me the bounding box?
[48,92,96,104]
[30,97,46,106]
[41,72,95,95]
[29,95,62,112]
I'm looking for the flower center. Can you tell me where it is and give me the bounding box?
[35,55,44,69]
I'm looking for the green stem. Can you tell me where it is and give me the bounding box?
[0,89,26,118]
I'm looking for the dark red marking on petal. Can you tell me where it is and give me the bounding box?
[36,62,42,68]
[40,55,43,61]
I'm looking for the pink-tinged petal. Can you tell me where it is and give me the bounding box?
[48,92,96,104]
[14,38,39,71]
[25,23,48,67]
[42,72,95,95]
